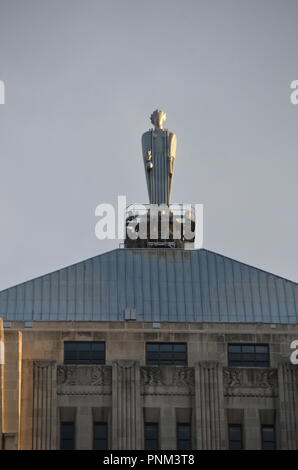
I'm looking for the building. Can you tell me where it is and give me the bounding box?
[0,111,298,450]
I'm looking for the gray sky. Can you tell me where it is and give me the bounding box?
[0,0,297,291]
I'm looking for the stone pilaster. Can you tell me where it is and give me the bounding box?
[3,329,22,450]
[112,360,141,450]
[194,361,226,449]
[32,360,57,450]
[278,363,298,449]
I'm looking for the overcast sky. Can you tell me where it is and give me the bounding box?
[0,0,297,291]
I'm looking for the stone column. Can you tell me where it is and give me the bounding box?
[3,330,22,450]
[112,360,141,450]
[194,361,226,449]
[278,362,298,449]
[32,360,57,450]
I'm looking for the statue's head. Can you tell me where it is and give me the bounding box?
[150,109,167,129]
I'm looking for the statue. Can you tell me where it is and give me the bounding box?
[142,109,177,205]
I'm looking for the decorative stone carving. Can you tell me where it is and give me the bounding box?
[199,361,220,370]
[172,367,194,387]
[141,367,164,386]
[57,365,112,386]
[223,367,278,397]
[33,360,56,368]
[223,368,241,387]
[113,360,136,369]
[141,366,194,395]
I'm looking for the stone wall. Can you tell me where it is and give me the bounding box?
[0,320,297,449]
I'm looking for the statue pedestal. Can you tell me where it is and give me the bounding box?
[124,204,196,249]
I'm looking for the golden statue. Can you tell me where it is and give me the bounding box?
[142,109,177,205]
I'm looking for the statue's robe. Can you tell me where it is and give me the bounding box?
[142,128,177,205]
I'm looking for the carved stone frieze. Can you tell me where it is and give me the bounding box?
[141,366,194,395]
[57,365,112,387]
[223,367,278,397]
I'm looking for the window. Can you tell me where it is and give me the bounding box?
[177,423,192,450]
[146,343,187,366]
[60,422,75,450]
[144,423,159,450]
[64,342,105,364]
[261,425,276,450]
[228,424,242,450]
[228,344,269,367]
[93,422,108,450]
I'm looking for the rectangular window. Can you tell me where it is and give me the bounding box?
[261,425,276,450]
[60,422,75,450]
[177,423,192,450]
[228,424,242,450]
[228,344,270,367]
[144,423,159,450]
[64,341,105,364]
[93,422,108,450]
[146,343,187,366]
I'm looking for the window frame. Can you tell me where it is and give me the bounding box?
[176,422,192,450]
[60,421,75,450]
[145,342,188,366]
[64,341,106,365]
[261,425,276,450]
[93,421,108,450]
[228,343,270,367]
[144,422,159,450]
[228,423,243,450]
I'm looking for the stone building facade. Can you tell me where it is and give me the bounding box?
[0,248,298,450]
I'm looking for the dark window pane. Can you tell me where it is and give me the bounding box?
[94,440,108,450]
[177,424,191,450]
[78,343,90,351]
[94,423,107,439]
[146,440,159,450]
[60,422,75,450]
[145,423,158,450]
[228,344,269,367]
[146,343,187,366]
[65,351,76,360]
[228,345,241,353]
[242,345,255,353]
[261,426,276,450]
[64,342,105,365]
[160,344,173,352]
[256,345,268,353]
[92,342,105,351]
[173,344,186,352]
[178,424,191,439]
[62,440,74,450]
[229,440,242,450]
[93,423,108,450]
[228,424,242,450]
